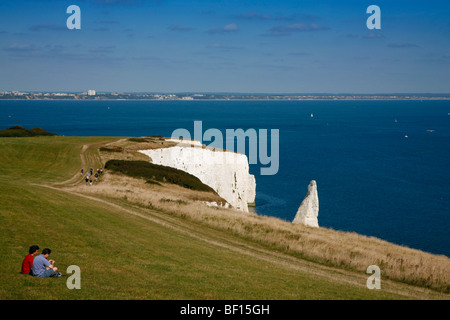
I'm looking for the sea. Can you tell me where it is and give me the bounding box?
[1,99,449,257]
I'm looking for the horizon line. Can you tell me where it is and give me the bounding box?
[2,91,450,96]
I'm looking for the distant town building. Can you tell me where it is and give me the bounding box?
[88,90,96,96]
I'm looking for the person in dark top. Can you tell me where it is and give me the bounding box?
[21,245,39,275]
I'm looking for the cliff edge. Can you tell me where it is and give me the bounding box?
[138,139,256,212]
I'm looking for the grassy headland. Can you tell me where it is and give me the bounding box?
[0,136,448,299]
[0,125,57,137]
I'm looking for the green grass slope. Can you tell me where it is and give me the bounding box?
[0,137,446,299]
[1,180,402,299]
[0,136,112,183]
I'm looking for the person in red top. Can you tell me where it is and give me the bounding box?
[21,245,39,274]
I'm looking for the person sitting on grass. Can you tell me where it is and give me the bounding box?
[21,245,39,275]
[32,248,61,278]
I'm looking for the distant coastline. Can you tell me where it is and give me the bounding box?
[1,91,450,101]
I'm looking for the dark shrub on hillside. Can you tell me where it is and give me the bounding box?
[8,125,25,130]
[105,159,216,193]
[127,137,149,143]
[99,146,123,152]
[0,126,57,137]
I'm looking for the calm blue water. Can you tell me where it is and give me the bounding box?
[1,100,449,256]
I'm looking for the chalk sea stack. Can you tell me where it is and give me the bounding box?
[293,180,319,227]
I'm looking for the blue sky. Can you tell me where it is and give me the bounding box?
[0,0,449,93]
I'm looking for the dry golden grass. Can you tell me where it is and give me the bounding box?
[108,136,177,151]
[98,137,178,164]
[73,171,450,294]
[72,172,225,207]
[68,139,450,294]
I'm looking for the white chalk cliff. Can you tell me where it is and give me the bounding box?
[293,180,319,227]
[138,139,256,212]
